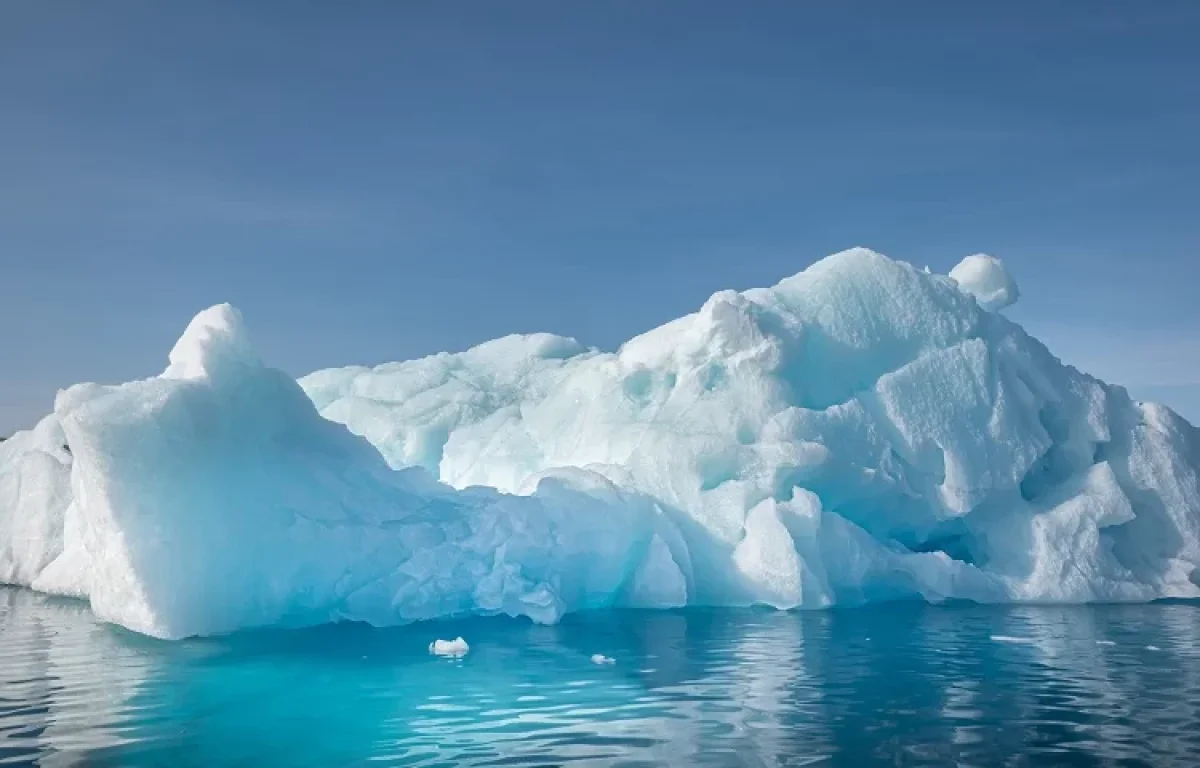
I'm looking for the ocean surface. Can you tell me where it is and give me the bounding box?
[2,588,1199,766]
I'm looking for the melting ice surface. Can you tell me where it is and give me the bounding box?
[2,248,1200,639]
[4,589,1200,766]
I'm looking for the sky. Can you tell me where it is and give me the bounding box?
[2,1,1199,434]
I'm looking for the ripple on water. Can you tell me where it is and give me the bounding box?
[3,591,1200,766]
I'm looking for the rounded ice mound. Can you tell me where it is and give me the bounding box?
[948,253,1019,311]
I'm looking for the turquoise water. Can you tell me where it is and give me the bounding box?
[2,588,1200,766]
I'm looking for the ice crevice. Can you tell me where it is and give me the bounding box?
[2,248,1200,639]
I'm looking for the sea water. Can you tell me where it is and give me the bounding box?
[2,588,1199,766]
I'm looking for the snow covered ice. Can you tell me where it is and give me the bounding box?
[3,248,1200,639]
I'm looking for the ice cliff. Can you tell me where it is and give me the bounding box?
[3,248,1199,639]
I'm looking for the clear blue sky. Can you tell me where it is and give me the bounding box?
[3,1,1199,434]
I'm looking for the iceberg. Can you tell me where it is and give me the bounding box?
[2,248,1199,639]
[3,307,669,639]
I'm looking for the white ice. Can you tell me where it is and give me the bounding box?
[3,248,1200,639]
[948,253,1019,311]
[429,637,470,656]
[591,654,616,665]
[4,306,669,638]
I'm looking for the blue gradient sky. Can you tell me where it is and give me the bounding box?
[3,2,1199,433]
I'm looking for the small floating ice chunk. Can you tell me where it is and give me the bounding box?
[991,635,1034,644]
[429,637,470,656]
[591,654,616,665]
[1096,640,1116,646]
[1146,645,1162,651]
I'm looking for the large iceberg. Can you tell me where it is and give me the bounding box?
[2,307,673,638]
[3,248,1199,639]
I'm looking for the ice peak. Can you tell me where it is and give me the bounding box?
[949,253,1019,312]
[163,303,260,381]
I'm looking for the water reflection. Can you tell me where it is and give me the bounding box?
[2,589,1200,766]
[0,590,159,766]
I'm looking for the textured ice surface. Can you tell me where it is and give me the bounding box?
[301,249,1200,610]
[5,306,668,638]
[3,248,1200,639]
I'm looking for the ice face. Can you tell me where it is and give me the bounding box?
[3,249,1199,639]
[8,306,670,638]
[0,415,72,586]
